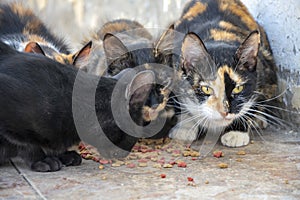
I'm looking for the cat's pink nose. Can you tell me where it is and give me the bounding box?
[220,112,228,118]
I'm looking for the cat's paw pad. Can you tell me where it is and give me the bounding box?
[221,131,250,147]
[59,151,82,166]
[31,156,62,172]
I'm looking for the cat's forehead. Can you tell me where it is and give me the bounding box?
[200,65,244,86]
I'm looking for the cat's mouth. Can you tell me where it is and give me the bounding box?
[210,113,236,127]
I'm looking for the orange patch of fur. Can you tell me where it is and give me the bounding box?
[210,29,242,42]
[219,21,248,36]
[217,65,243,84]
[205,65,243,114]
[54,53,73,65]
[182,1,207,21]
[219,0,257,30]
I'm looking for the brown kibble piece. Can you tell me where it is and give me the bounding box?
[190,151,200,157]
[138,162,148,167]
[98,165,104,170]
[111,163,121,167]
[205,180,209,184]
[218,163,228,168]
[153,163,162,168]
[163,163,173,168]
[237,150,246,155]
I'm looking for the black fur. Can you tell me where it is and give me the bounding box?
[0,42,151,172]
[102,19,178,139]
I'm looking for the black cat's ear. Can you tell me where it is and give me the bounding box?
[103,33,129,65]
[72,41,92,68]
[154,24,175,57]
[24,42,45,55]
[181,33,216,79]
[125,70,155,105]
[236,30,260,72]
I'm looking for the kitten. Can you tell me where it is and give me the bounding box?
[163,0,278,147]
[86,19,179,139]
[0,41,154,172]
[0,3,91,67]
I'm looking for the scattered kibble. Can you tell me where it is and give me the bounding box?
[205,180,209,184]
[138,162,148,167]
[187,177,194,182]
[111,163,121,167]
[237,150,246,155]
[285,180,289,184]
[213,151,224,158]
[177,161,187,168]
[218,163,228,168]
[98,165,104,170]
[163,163,173,168]
[126,163,136,168]
[153,163,162,168]
[160,174,166,178]
[99,159,109,164]
[236,158,242,162]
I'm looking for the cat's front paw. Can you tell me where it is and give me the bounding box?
[221,131,250,147]
[59,151,82,166]
[31,156,62,172]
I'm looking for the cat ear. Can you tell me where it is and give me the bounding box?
[103,33,129,65]
[72,41,92,67]
[125,70,155,105]
[24,42,45,55]
[181,33,216,79]
[236,30,260,72]
[154,24,175,56]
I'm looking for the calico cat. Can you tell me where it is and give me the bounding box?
[85,19,179,139]
[162,0,278,147]
[0,3,91,67]
[0,41,155,172]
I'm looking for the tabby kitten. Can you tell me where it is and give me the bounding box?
[0,3,91,67]
[0,41,154,172]
[165,0,278,147]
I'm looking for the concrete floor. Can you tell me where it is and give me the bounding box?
[1,129,299,200]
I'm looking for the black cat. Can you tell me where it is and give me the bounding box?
[0,41,155,172]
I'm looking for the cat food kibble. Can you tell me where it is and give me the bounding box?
[218,163,228,168]
[213,151,224,158]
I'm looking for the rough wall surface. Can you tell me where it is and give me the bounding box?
[2,0,300,126]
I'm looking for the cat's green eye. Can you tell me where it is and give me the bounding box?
[232,85,244,94]
[201,86,213,95]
